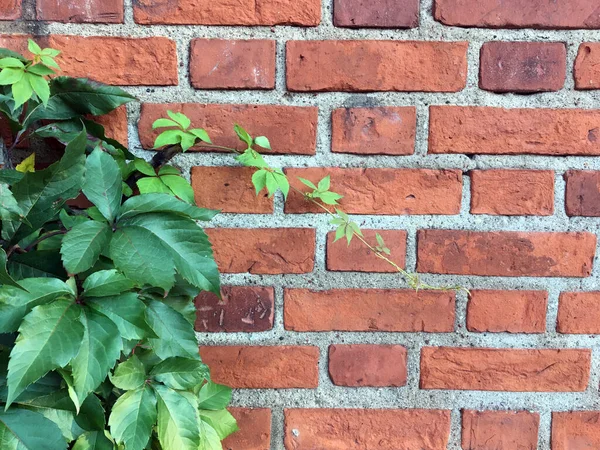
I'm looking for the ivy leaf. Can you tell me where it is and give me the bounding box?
[26,72,50,106]
[265,172,277,197]
[376,233,385,247]
[118,193,217,222]
[134,159,156,177]
[11,75,33,108]
[75,394,106,431]
[137,176,171,196]
[152,118,179,130]
[72,431,114,450]
[197,381,232,411]
[27,63,55,76]
[28,39,43,55]
[0,57,25,69]
[86,293,149,341]
[110,354,145,390]
[153,129,183,149]
[160,175,195,204]
[251,169,267,195]
[0,67,24,85]
[273,170,289,199]
[83,148,122,222]
[8,250,68,280]
[254,136,271,150]
[154,384,200,450]
[109,385,157,450]
[0,408,66,450]
[0,248,19,288]
[333,224,345,243]
[71,308,122,410]
[61,220,112,275]
[189,128,211,143]
[236,149,267,168]
[318,175,331,192]
[317,191,343,205]
[82,270,134,298]
[166,110,191,130]
[0,182,26,222]
[234,124,252,147]
[6,299,84,407]
[198,419,222,450]
[150,358,209,390]
[198,409,239,440]
[298,177,317,190]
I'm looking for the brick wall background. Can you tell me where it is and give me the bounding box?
[3,0,600,448]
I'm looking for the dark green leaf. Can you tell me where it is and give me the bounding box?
[9,250,68,280]
[110,354,145,390]
[72,431,114,450]
[61,220,111,275]
[150,358,209,390]
[0,182,26,222]
[197,381,232,411]
[0,407,66,450]
[82,270,134,297]
[145,299,199,360]
[75,394,106,431]
[0,169,24,185]
[118,193,217,222]
[109,385,157,450]
[0,247,20,287]
[82,148,122,222]
[86,293,149,341]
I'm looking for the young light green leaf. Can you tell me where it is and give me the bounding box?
[298,177,317,190]
[134,159,156,176]
[273,170,290,199]
[376,233,385,247]
[60,220,112,275]
[236,149,268,168]
[0,408,66,450]
[158,165,180,176]
[11,75,32,107]
[41,47,60,57]
[87,293,150,341]
[82,270,135,298]
[154,384,200,450]
[251,169,268,195]
[198,381,232,411]
[166,110,191,130]
[318,175,330,192]
[72,431,114,450]
[152,118,179,130]
[153,129,183,149]
[333,224,345,243]
[189,128,211,143]
[109,386,157,450]
[335,208,349,222]
[110,354,146,390]
[198,409,239,440]
[40,55,60,70]
[26,72,50,106]
[150,358,209,390]
[83,148,123,222]
[159,175,195,204]
[316,191,343,205]
[265,172,277,197]
[179,132,196,152]
[0,67,24,85]
[349,221,363,237]
[137,177,171,196]
[28,39,42,55]
[254,136,271,150]
[234,124,252,147]
[0,57,24,69]
[345,224,354,245]
[198,419,222,450]
[26,63,55,76]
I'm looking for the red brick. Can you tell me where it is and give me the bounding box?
[284,289,455,332]
[429,106,600,156]
[285,168,463,215]
[575,43,600,89]
[421,347,591,392]
[284,409,451,449]
[224,408,271,450]
[434,0,600,29]
[207,228,315,274]
[199,346,319,388]
[565,170,600,216]
[191,167,273,214]
[480,42,566,93]
[190,39,276,90]
[195,286,274,333]
[138,104,317,155]
[470,170,555,216]
[286,40,468,92]
[462,410,540,450]
[0,0,20,19]
[331,107,416,155]
[467,290,548,334]
[417,230,596,278]
[557,292,600,334]
[328,345,407,387]
[552,411,600,450]
[37,0,123,23]
[334,0,419,28]
[92,106,128,147]
[133,0,320,25]
[327,229,407,273]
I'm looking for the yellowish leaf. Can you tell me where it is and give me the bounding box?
[15,153,35,173]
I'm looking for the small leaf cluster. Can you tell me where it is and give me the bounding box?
[298,175,343,205]
[153,111,211,152]
[330,209,363,246]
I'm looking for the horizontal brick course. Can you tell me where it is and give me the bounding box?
[0,0,20,20]
[333,0,419,28]
[36,0,123,23]
[462,410,540,450]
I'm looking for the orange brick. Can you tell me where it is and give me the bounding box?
[462,410,540,450]
[92,106,128,147]
[558,292,600,334]
[224,408,271,450]
[36,0,123,22]
[0,0,20,19]
[575,43,600,89]
[552,412,600,450]
[564,170,600,216]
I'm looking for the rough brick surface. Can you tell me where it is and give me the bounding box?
[333,0,419,28]
[434,0,600,29]
[417,230,596,277]
[93,106,128,147]
[327,229,407,272]
[284,409,451,449]
[564,170,600,216]
[37,0,124,23]
[421,348,591,392]
[552,412,600,450]
[575,43,600,89]
[328,345,407,387]
[223,408,271,450]
[207,228,315,274]
[557,292,600,334]
[195,286,274,332]
[0,0,20,19]
[284,289,455,332]
[429,106,600,156]
[199,346,319,388]
[467,290,548,334]
[470,170,555,216]
[331,107,416,155]
[191,167,273,214]
[285,168,462,215]
[462,410,540,450]
[286,40,468,92]
[479,42,566,93]
[133,0,321,25]
[139,104,318,155]
[190,39,276,90]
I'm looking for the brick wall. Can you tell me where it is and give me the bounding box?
[4,0,600,448]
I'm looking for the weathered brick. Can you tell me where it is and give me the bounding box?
[223,408,271,450]
[195,286,274,333]
[37,0,123,23]
[333,0,419,28]
[462,410,540,450]
[284,289,455,332]
[285,168,462,215]
[327,229,406,273]
[470,170,555,216]
[421,347,591,392]
[331,107,416,155]
[92,106,128,147]
[207,228,315,274]
[575,43,600,89]
[199,346,319,388]
[557,292,600,334]
[0,0,20,19]
[434,0,600,29]
[417,230,596,277]
[190,39,276,90]
[480,42,566,93]
[133,0,320,26]
[286,40,468,92]
[191,167,273,214]
[552,412,600,450]
[429,106,600,156]
[328,345,407,387]
[138,104,317,155]
[467,290,548,334]
[284,409,451,449]
[564,170,600,216]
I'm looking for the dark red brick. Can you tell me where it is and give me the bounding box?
[564,170,600,216]
[334,0,419,28]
